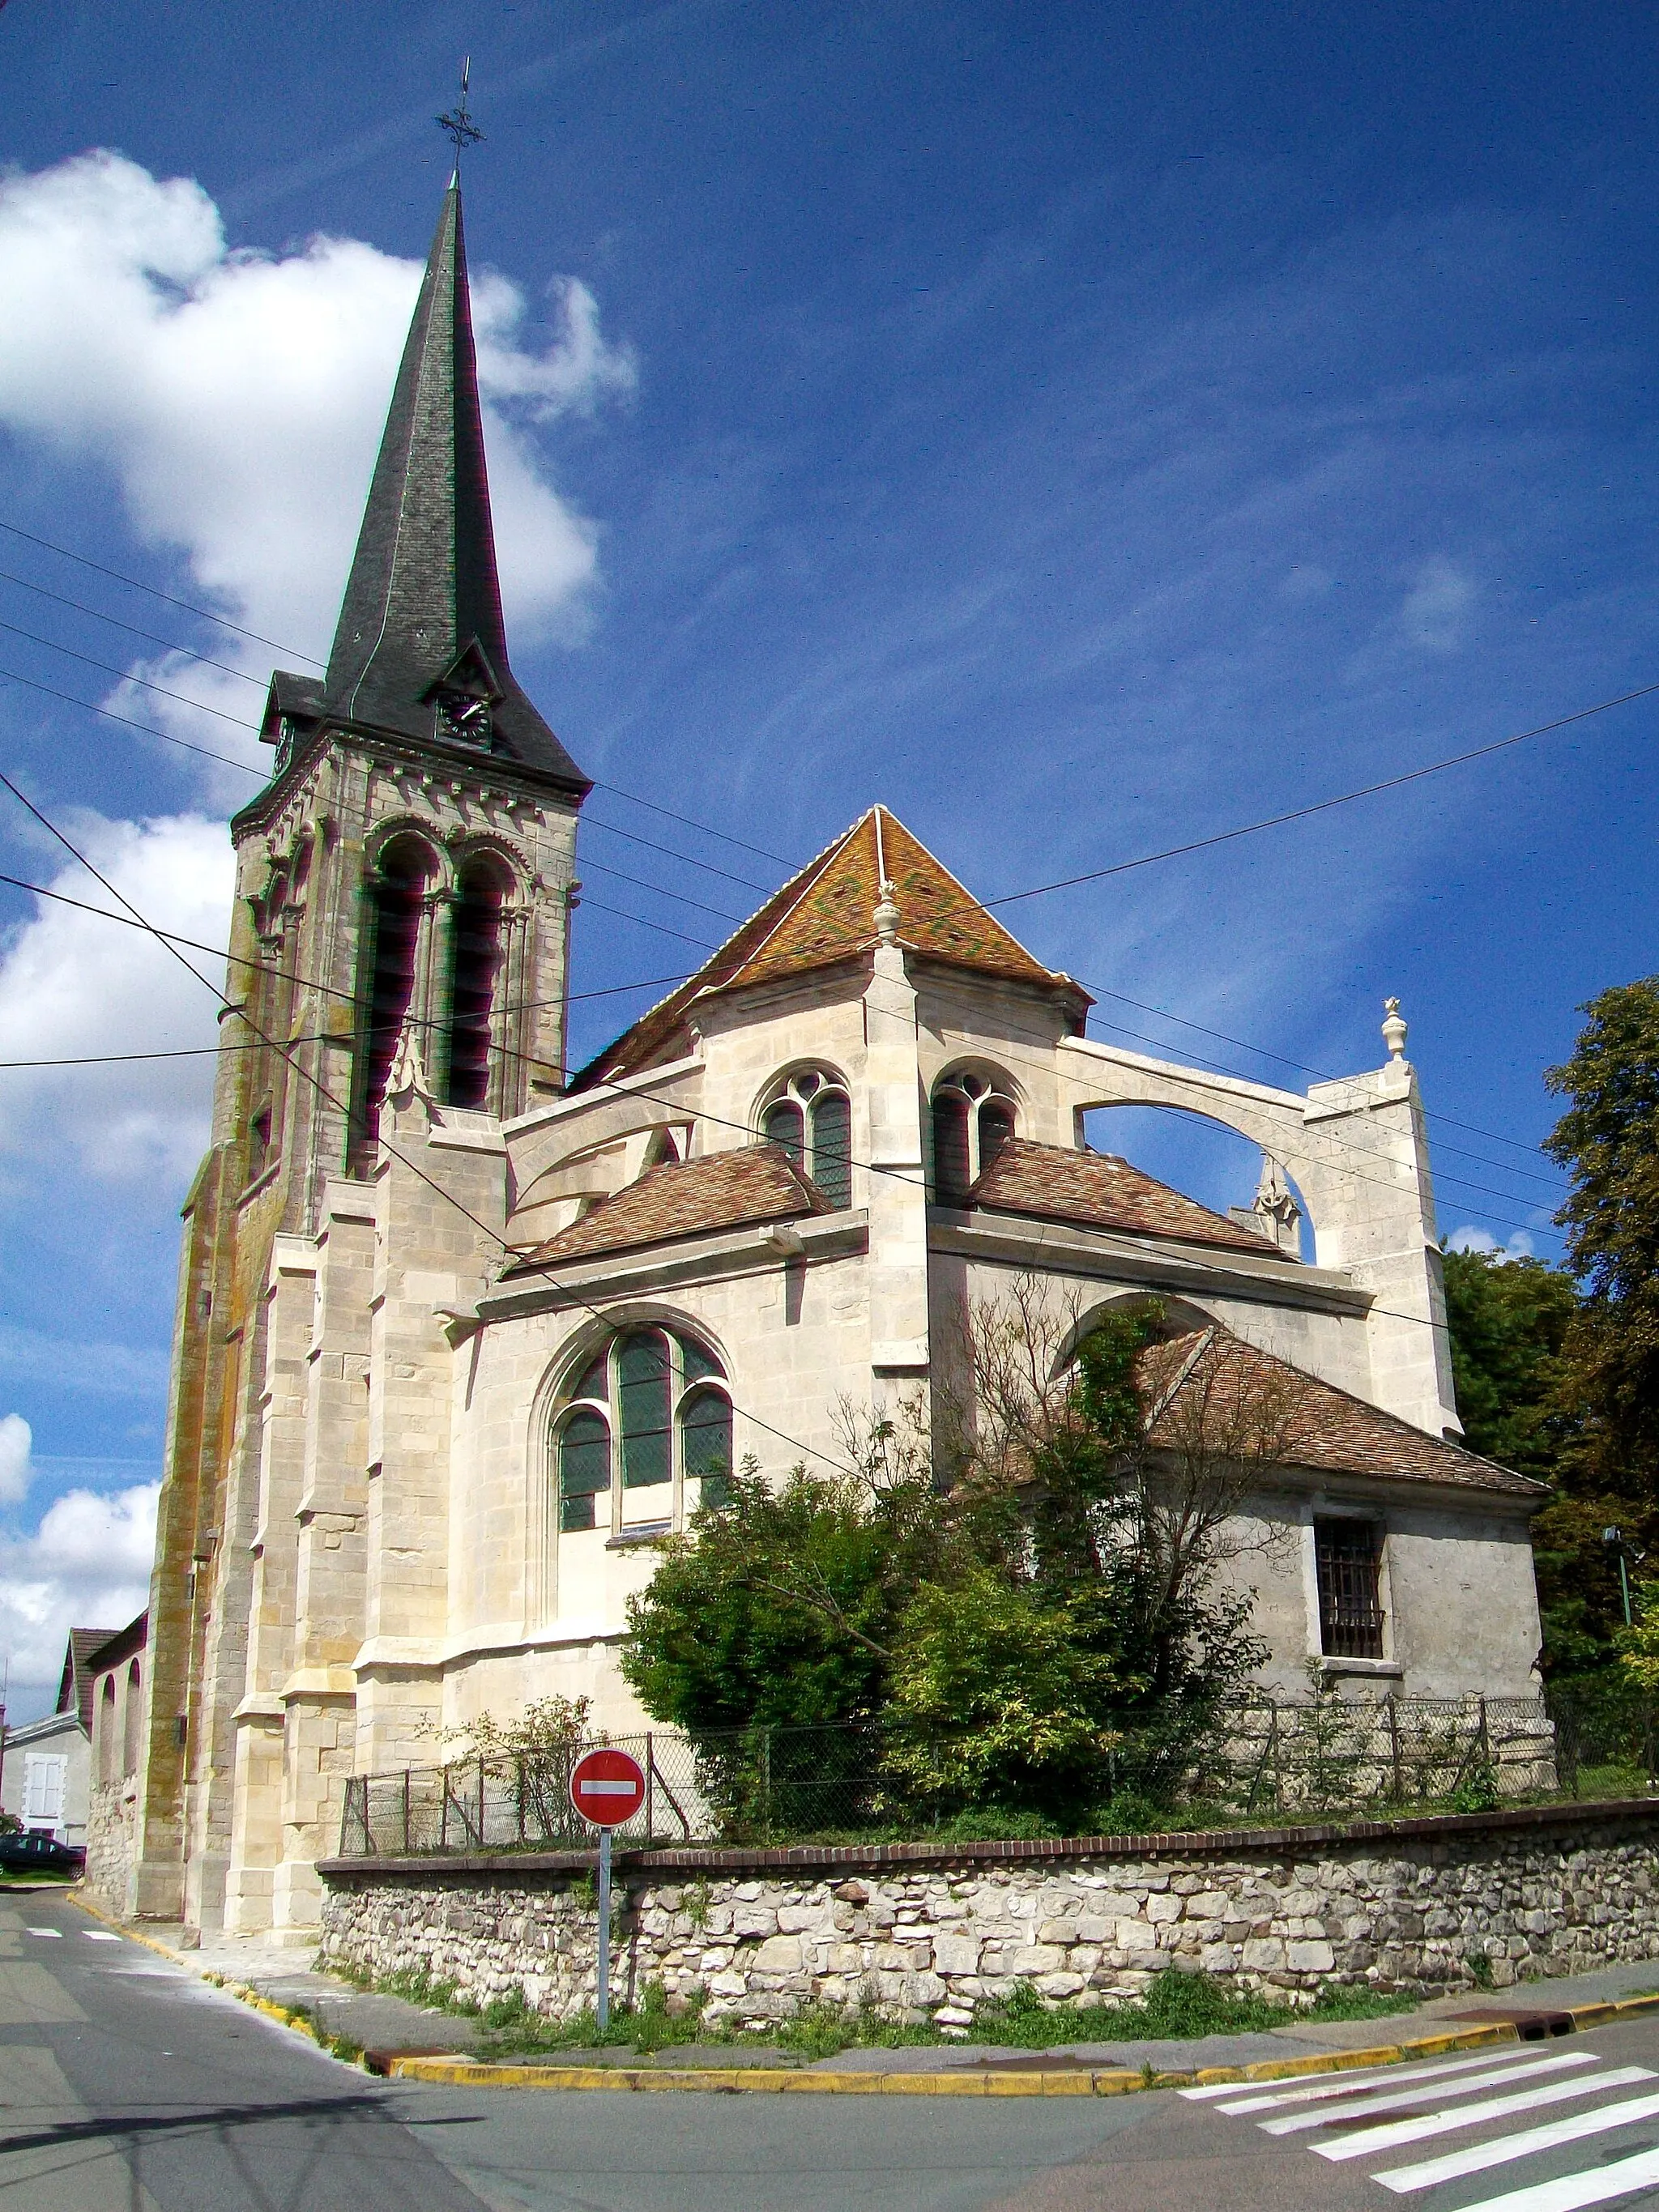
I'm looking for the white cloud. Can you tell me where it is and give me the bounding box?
[0,151,633,793]
[0,1416,29,1507]
[0,812,232,1184]
[1447,1224,1536,1262]
[1400,554,1477,653]
[0,1480,156,1709]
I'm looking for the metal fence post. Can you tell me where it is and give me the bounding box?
[478,1758,487,1845]
[402,1768,412,1855]
[761,1728,772,1837]
[646,1733,655,1839]
[1387,1695,1402,1802]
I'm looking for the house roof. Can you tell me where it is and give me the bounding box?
[508,1143,836,1270]
[55,1628,123,1733]
[1138,1328,1543,1498]
[967,1138,1285,1259]
[569,807,1088,1089]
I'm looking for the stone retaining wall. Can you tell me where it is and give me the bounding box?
[317,1801,1659,2033]
[83,1779,138,1916]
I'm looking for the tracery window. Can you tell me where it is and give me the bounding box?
[761,1068,852,1210]
[930,1068,1017,1205]
[554,1328,734,1535]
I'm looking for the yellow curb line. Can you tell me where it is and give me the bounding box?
[384,2023,1531,2096]
[61,1894,1659,2099]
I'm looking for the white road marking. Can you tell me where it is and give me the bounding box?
[1258,2051,1600,2134]
[82,1929,122,1942]
[1209,2048,1555,2114]
[1375,2086,1659,2194]
[1314,2064,1655,2161]
[23,1926,62,1937]
[1442,2142,1659,2211]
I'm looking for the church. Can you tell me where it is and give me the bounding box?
[122,180,1546,1941]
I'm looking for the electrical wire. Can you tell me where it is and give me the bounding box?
[0,663,262,777]
[0,768,858,1481]
[0,569,269,685]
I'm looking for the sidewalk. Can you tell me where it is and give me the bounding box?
[96,1905,1659,2078]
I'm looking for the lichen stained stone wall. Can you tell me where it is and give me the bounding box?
[318,1806,1659,2032]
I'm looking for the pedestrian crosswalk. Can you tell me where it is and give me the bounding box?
[1180,2043,1659,2210]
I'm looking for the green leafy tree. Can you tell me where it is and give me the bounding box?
[1545,976,1659,1490]
[1440,1244,1578,1480]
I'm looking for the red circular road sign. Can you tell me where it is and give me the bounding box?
[569,1746,646,1828]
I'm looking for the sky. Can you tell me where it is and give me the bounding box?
[0,1,1653,1715]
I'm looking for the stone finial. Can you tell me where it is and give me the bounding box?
[384,1017,434,1110]
[873,878,900,947]
[1381,997,1409,1062]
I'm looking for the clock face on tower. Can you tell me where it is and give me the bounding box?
[435,688,494,747]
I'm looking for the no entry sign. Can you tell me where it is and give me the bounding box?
[569,1746,646,1829]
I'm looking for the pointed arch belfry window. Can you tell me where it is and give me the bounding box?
[930,1067,1017,1204]
[353,834,437,1157]
[445,856,510,1110]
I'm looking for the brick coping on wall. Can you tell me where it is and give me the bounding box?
[318,1791,1659,1882]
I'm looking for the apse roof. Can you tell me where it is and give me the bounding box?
[569,806,1087,1089]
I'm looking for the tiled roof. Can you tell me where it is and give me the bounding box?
[569,808,1087,1089]
[1139,1329,1542,1498]
[509,1143,836,1268]
[58,1626,127,1731]
[966,1138,1285,1258]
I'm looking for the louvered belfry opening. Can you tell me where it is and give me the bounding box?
[357,837,432,1154]
[446,859,508,1109]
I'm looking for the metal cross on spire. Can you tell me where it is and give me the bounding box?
[437,57,484,164]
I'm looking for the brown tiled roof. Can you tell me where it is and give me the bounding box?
[966,1138,1285,1259]
[510,1144,836,1268]
[570,808,1087,1089]
[1139,1329,1542,1498]
[58,1626,128,1731]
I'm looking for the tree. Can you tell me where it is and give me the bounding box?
[625,1285,1285,1825]
[1494,977,1659,1687]
[1440,1244,1579,1481]
[1545,976,1659,1491]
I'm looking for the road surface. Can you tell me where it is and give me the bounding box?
[8,1888,1659,2210]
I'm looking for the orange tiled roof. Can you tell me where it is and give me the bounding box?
[509,1143,835,1268]
[1139,1328,1542,1498]
[569,808,1086,1089]
[967,1138,1285,1258]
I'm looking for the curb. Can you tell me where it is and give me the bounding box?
[62,1891,1659,2099]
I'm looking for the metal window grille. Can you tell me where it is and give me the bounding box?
[1316,1517,1384,1658]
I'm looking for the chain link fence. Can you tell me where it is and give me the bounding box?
[335,1686,1659,1859]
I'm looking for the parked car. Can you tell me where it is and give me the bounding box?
[0,1831,84,1875]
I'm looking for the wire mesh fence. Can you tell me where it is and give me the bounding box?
[334,1687,1659,1859]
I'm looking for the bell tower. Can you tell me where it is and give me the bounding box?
[131,177,589,1929]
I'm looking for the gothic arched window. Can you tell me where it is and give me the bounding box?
[446,855,510,1110]
[761,1068,852,1210]
[356,834,436,1154]
[99,1677,116,1786]
[123,1660,143,1776]
[930,1068,1017,1205]
[552,1328,733,1534]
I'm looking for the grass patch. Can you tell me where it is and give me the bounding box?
[459,1966,1418,2061]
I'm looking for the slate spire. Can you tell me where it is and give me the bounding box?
[316,177,587,794]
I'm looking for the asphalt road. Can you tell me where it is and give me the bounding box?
[9,1887,1659,2212]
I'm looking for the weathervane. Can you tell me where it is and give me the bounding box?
[437,57,484,163]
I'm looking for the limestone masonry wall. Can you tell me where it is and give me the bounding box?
[84,1779,138,1916]
[318,1805,1659,2032]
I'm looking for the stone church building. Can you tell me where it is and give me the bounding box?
[119,181,1544,1941]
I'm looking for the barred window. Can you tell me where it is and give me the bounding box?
[1315,1518,1385,1659]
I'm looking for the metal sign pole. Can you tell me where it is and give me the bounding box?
[596,1823,612,2031]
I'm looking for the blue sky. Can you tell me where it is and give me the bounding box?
[0,1,1653,1709]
